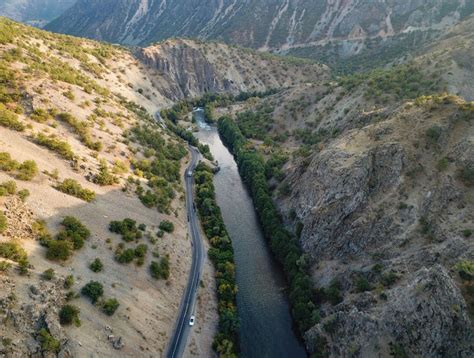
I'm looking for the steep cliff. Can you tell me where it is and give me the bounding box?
[137,38,328,100]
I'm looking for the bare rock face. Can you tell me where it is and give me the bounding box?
[282,99,474,356]
[137,39,328,100]
[291,141,406,260]
[305,265,473,357]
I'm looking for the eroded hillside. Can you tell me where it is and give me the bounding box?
[0,18,197,357]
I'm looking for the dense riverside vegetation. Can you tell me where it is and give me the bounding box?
[218,116,318,336]
[194,163,239,357]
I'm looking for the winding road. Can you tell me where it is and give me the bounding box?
[166,146,205,358]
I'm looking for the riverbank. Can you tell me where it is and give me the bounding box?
[217,116,318,339]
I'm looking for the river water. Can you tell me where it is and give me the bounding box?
[193,109,306,358]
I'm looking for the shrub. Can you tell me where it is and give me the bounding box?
[458,165,474,187]
[426,125,442,142]
[102,298,120,316]
[33,133,75,160]
[32,220,52,243]
[55,179,96,202]
[150,257,170,280]
[16,160,38,180]
[42,268,55,281]
[0,241,27,262]
[37,328,60,353]
[455,260,474,281]
[94,160,119,186]
[17,189,30,201]
[0,104,24,131]
[59,304,81,326]
[46,240,72,261]
[325,279,343,305]
[158,220,174,233]
[0,261,12,272]
[81,281,104,303]
[109,218,142,242]
[355,277,372,292]
[64,275,75,289]
[0,180,16,195]
[0,152,18,172]
[134,244,148,258]
[463,229,472,238]
[89,258,103,273]
[115,248,135,264]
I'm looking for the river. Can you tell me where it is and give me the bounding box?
[193,109,306,358]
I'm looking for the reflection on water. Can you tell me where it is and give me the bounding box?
[194,110,306,358]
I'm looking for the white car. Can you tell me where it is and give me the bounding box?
[187,170,193,177]
[189,315,195,326]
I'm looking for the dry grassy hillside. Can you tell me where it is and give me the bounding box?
[0,17,220,357]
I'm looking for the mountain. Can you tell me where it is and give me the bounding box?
[204,16,474,356]
[46,0,474,71]
[0,17,327,357]
[0,0,75,27]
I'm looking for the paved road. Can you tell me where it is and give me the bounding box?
[166,146,205,358]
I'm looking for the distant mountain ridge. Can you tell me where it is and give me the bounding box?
[0,0,75,27]
[45,0,474,69]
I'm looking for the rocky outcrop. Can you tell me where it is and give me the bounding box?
[305,265,473,357]
[280,97,474,356]
[137,38,328,100]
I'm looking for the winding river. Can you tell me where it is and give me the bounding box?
[193,109,306,358]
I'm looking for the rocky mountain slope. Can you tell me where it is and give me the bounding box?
[207,16,474,357]
[0,0,75,27]
[46,0,474,71]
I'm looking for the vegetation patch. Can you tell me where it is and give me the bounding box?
[33,133,75,160]
[81,281,104,303]
[55,178,96,202]
[109,218,143,242]
[44,216,90,261]
[194,163,239,355]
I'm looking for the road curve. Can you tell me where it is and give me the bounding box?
[166,146,205,358]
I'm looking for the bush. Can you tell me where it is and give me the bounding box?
[463,229,472,238]
[0,213,8,234]
[455,260,474,281]
[0,152,18,172]
[458,165,474,187]
[0,104,25,131]
[94,160,119,186]
[37,328,60,353]
[55,179,96,202]
[115,248,135,264]
[109,218,142,242]
[355,277,372,292]
[102,298,120,316]
[158,220,174,233]
[0,180,16,195]
[59,304,81,326]
[426,125,442,142]
[64,275,74,289]
[42,268,55,281]
[0,241,27,262]
[16,160,38,180]
[81,281,104,303]
[46,240,72,261]
[89,258,103,272]
[17,189,30,201]
[150,257,170,280]
[33,133,75,160]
